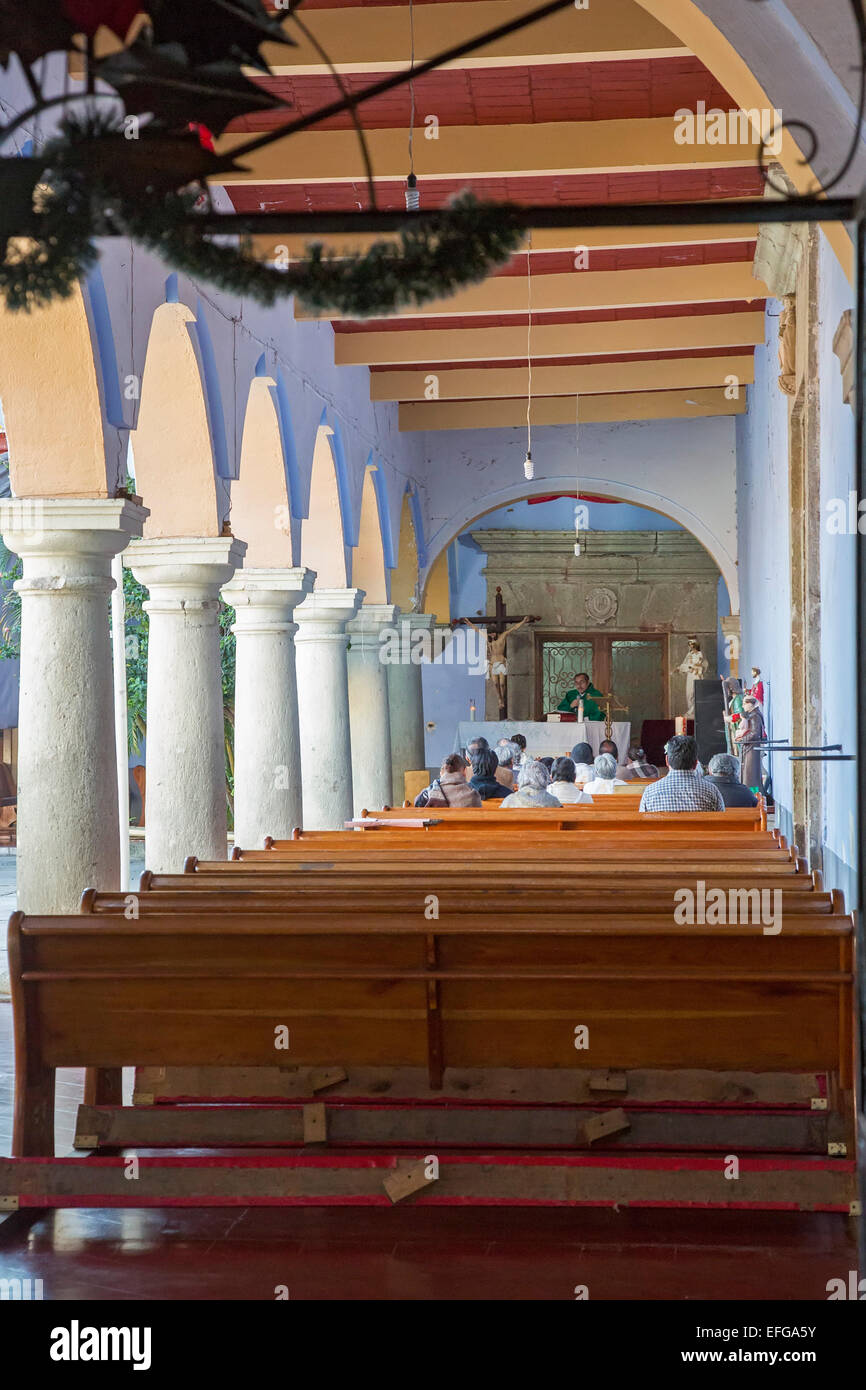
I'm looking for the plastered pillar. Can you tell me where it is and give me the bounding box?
[347,603,399,815]
[387,612,434,804]
[221,567,315,848]
[126,536,246,872]
[0,498,148,912]
[294,587,363,828]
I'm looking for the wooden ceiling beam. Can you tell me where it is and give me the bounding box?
[251,222,759,264]
[259,0,686,76]
[372,352,754,401]
[219,116,757,187]
[398,386,746,429]
[296,261,768,321]
[333,309,765,365]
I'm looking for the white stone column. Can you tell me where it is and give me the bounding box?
[347,603,399,815]
[0,498,148,912]
[293,588,362,829]
[220,567,315,848]
[387,611,434,804]
[126,536,246,872]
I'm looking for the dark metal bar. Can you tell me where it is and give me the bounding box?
[184,197,856,239]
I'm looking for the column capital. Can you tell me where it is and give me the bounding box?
[399,611,436,633]
[294,587,364,641]
[348,603,400,635]
[125,535,246,606]
[222,566,316,603]
[0,497,149,561]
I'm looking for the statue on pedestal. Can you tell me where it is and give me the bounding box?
[678,637,708,718]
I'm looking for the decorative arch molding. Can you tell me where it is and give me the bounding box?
[634,0,861,279]
[132,300,223,537]
[0,279,124,497]
[422,475,738,614]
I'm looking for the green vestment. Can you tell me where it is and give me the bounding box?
[557,683,604,719]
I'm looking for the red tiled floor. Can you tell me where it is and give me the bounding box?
[0,1002,857,1300]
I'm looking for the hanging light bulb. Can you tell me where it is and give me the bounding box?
[405,0,419,210]
[524,449,534,480]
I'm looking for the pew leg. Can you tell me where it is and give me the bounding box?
[13,1062,55,1158]
[84,1067,123,1107]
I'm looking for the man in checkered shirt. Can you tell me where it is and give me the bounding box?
[638,734,726,813]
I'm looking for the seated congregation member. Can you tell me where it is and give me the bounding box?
[620,745,658,781]
[704,752,758,808]
[494,741,517,789]
[501,758,562,808]
[570,741,595,784]
[469,748,505,801]
[509,732,528,768]
[414,753,483,808]
[548,756,591,805]
[582,752,626,795]
[539,756,554,773]
[638,734,725,813]
[599,738,632,781]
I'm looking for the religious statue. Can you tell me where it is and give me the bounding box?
[747,666,765,710]
[557,671,605,721]
[721,675,745,753]
[678,637,708,718]
[457,613,535,716]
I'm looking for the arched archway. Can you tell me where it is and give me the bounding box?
[0,280,123,498]
[423,476,738,614]
[352,463,392,603]
[132,300,223,537]
[300,422,351,587]
[231,364,298,567]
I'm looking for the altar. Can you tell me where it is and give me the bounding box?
[454,720,631,761]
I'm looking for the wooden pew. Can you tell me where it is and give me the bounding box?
[3,905,856,1210]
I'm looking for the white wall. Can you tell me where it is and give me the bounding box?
[735,299,793,833]
[816,232,857,900]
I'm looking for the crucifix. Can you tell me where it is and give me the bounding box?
[600,693,629,741]
[453,587,539,719]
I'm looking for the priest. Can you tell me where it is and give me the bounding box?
[557,671,604,720]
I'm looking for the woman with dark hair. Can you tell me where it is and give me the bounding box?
[469,748,505,800]
[549,756,591,805]
[539,756,554,773]
[570,741,595,785]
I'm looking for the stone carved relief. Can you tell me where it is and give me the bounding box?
[778,295,797,396]
[585,585,618,624]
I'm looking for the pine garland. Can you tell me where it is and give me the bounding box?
[1,114,526,316]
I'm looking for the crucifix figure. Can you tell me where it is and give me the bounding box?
[453,587,539,718]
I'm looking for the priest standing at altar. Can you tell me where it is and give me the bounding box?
[557,671,604,720]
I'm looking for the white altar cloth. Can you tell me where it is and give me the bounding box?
[454,720,631,760]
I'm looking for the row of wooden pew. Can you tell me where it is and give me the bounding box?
[1,800,857,1212]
